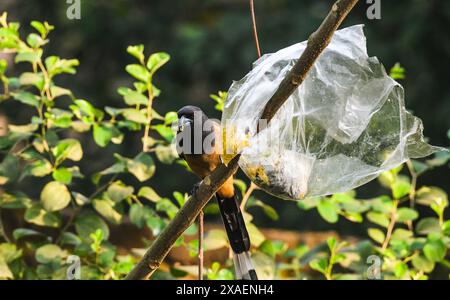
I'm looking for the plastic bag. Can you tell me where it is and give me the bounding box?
[222,25,443,201]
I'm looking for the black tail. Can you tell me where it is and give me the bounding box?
[216,193,258,280]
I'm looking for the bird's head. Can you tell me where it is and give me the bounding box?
[177,105,208,133]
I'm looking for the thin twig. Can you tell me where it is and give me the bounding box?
[240,182,258,211]
[142,83,154,152]
[239,0,262,213]
[0,208,12,243]
[198,210,204,280]
[382,200,398,251]
[125,0,359,280]
[405,160,417,231]
[249,0,262,58]
[88,174,119,201]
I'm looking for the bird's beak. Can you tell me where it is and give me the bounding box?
[178,116,192,132]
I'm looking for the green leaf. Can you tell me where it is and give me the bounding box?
[126,44,144,62]
[0,58,7,73]
[107,181,134,202]
[47,108,73,129]
[12,91,40,107]
[416,186,448,208]
[30,21,47,37]
[12,228,44,241]
[19,72,45,90]
[122,109,147,124]
[368,228,385,244]
[120,88,148,106]
[393,261,408,278]
[412,255,435,273]
[184,223,197,236]
[152,124,174,142]
[71,121,91,132]
[252,199,279,221]
[24,203,61,227]
[129,204,154,229]
[392,180,411,199]
[30,159,52,177]
[156,198,179,219]
[0,244,21,278]
[92,199,122,224]
[52,168,73,184]
[0,243,22,263]
[261,203,279,221]
[45,57,79,76]
[26,33,47,48]
[317,199,339,223]
[309,258,328,275]
[210,91,226,112]
[391,228,413,241]
[72,192,90,206]
[0,259,13,279]
[164,111,178,125]
[50,86,72,99]
[410,160,429,176]
[426,151,450,167]
[327,236,337,251]
[246,222,265,247]
[367,211,390,228]
[126,153,155,182]
[125,64,150,82]
[40,181,71,212]
[0,193,31,209]
[73,99,102,120]
[259,240,288,258]
[52,139,83,162]
[104,106,123,117]
[368,195,394,213]
[35,244,67,264]
[146,52,170,74]
[443,220,450,235]
[203,229,228,251]
[389,62,405,80]
[75,213,110,242]
[423,240,446,262]
[173,191,186,207]
[0,155,20,184]
[60,232,82,246]
[170,267,188,278]
[93,123,116,147]
[396,208,418,223]
[15,51,41,64]
[146,215,166,236]
[155,144,178,164]
[138,186,161,202]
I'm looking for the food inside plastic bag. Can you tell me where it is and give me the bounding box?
[221,25,444,201]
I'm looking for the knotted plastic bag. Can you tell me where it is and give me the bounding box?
[222,25,443,201]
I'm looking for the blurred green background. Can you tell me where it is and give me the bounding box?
[1,0,449,236]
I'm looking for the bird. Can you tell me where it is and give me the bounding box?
[176,105,258,280]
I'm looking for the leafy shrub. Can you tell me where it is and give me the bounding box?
[0,13,449,280]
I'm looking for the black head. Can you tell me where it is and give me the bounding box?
[177,106,209,133]
[177,105,206,120]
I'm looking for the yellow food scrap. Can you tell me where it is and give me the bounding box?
[221,125,250,165]
[246,165,270,186]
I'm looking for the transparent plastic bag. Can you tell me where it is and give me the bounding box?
[222,25,444,201]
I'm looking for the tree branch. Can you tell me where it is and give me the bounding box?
[125,0,359,280]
